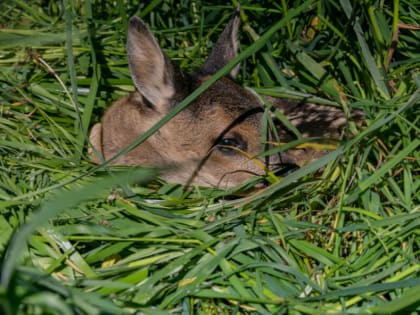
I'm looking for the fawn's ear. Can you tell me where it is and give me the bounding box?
[127,17,186,111]
[200,8,241,78]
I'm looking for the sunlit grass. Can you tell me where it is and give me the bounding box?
[0,0,419,314]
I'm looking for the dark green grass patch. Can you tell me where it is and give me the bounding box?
[1,0,419,314]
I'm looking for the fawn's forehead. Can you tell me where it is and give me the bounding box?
[193,77,263,119]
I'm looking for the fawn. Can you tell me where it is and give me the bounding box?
[89,10,362,188]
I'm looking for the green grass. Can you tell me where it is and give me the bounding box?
[1,0,419,314]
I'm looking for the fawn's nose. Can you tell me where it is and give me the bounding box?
[264,149,299,178]
[272,162,299,176]
[257,163,299,187]
[264,149,298,171]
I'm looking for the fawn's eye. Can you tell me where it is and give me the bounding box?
[216,136,247,154]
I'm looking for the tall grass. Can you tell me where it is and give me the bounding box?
[1,0,419,314]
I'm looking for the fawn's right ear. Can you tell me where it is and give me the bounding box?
[127,17,186,111]
[200,8,241,78]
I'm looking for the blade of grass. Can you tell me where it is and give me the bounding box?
[370,284,420,314]
[339,0,391,99]
[346,138,419,204]
[63,0,83,161]
[1,168,155,288]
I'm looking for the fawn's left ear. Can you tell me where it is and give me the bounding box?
[200,8,241,78]
[127,16,187,111]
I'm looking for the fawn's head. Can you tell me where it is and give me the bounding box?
[90,11,288,187]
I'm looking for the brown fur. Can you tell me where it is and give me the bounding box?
[89,12,363,188]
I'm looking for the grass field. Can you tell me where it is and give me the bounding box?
[1,0,419,314]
